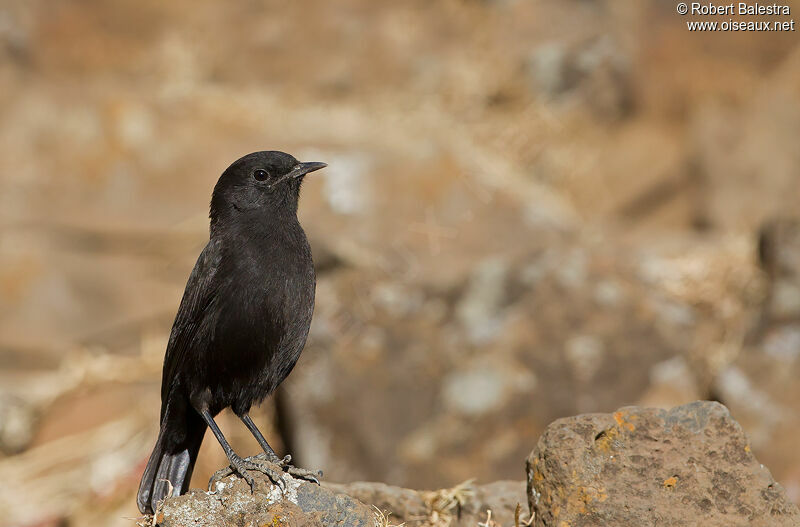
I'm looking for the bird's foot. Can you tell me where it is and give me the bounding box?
[263,452,323,485]
[208,453,287,493]
[209,452,323,491]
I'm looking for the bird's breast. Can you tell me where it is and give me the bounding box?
[225,233,315,347]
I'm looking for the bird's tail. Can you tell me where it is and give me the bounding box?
[136,413,206,515]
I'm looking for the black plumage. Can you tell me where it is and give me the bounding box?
[137,151,326,515]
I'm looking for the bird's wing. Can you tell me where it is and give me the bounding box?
[160,237,223,407]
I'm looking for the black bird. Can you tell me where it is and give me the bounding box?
[136,151,326,514]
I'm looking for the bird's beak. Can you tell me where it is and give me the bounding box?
[290,161,327,179]
[270,161,327,188]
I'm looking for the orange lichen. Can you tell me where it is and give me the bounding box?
[572,486,608,514]
[663,476,678,488]
[613,411,636,432]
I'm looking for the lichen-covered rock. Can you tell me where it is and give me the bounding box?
[156,471,376,527]
[526,401,800,527]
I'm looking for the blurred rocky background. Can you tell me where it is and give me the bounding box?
[1,0,799,525]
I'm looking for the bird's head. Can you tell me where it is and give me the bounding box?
[210,151,326,228]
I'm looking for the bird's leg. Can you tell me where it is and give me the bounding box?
[198,409,286,493]
[237,412,322,485]
[239,414,289,465]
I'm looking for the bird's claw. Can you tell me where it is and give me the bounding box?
[231,455,258,493]
[247,455,290,492]
[209,465,235,489]
[286,466,323,485]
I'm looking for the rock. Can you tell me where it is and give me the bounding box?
[157,471,376,527]
[157,473,526,527]
[326,481,427,522]
[329,479,527,526]
[468,481,529,526]
[526,401,800,527]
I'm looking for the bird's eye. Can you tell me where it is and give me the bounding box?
[253,169,270,181]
